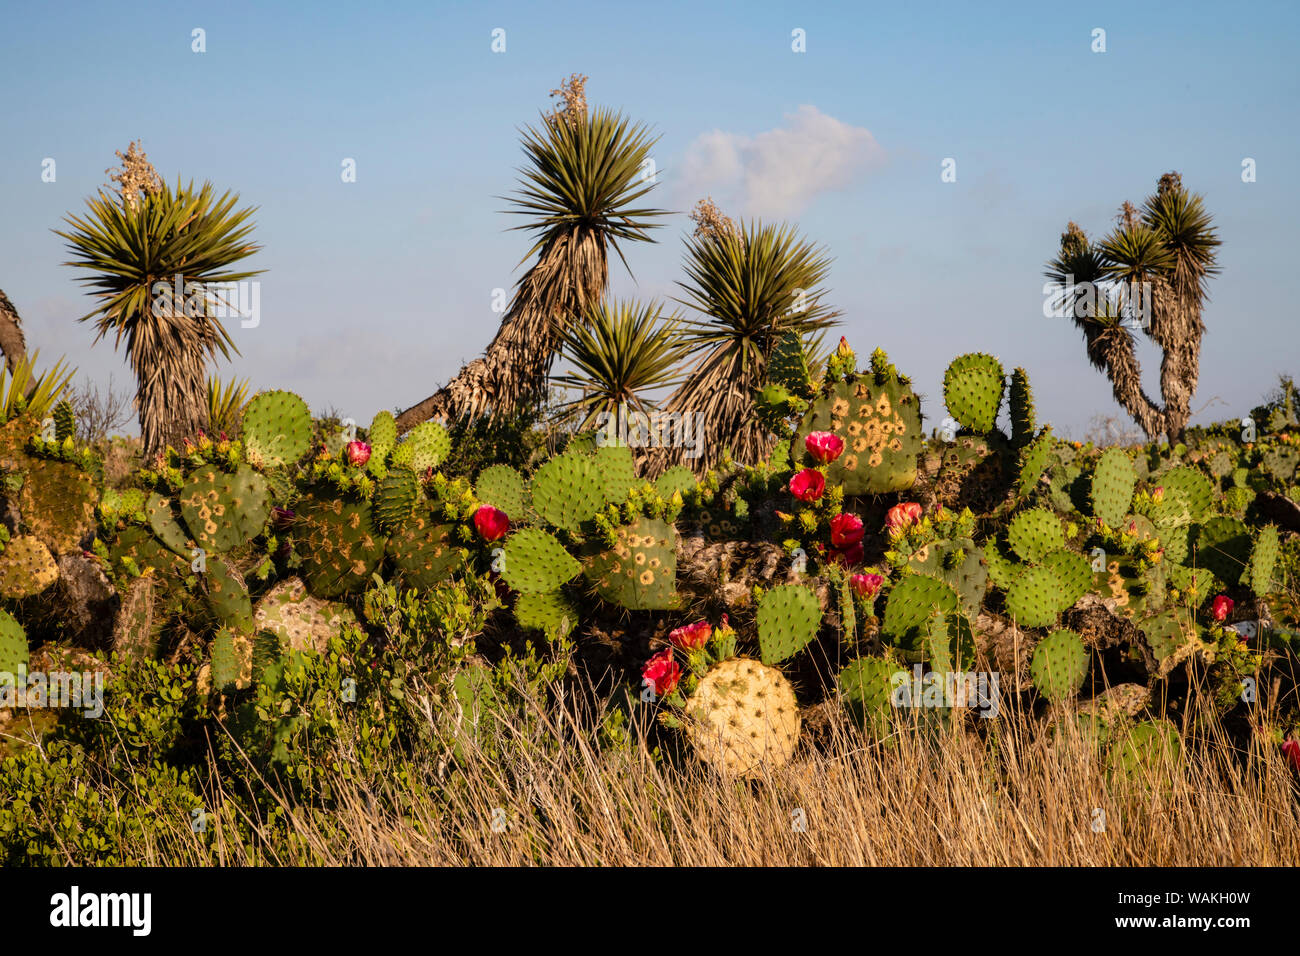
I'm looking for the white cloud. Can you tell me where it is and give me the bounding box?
[677,105,884,219]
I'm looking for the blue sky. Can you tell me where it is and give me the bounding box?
[2,0,1296,438]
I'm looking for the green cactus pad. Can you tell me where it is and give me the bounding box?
[395,421,451,472]
[594,443,640,506]
[386,503,464,589]
[1007,508,1065,564]
[1041,548,1091,611]
[1008,367,1036,448]
[1005,564,1066,628]
[768,331,818,400]
[375,467,420,532]
[1195,516,1252,586]
[253,577,357,655]
[1159,467,1213,521]
[367,410,398,462]
[582,515,677,610]
[1090,448,1136,528]
[1108,719,1182,785]
[1261,446,1299,484]
[883,573,959,640]
[241,390,313,469]
[475,464,526,518]
[1138,609,1201,674]
[984,539,1023,591]
[794,375,922,494]
[501,528,581,595]
[1248,524,1280,597]
[296,491,386,599]
[52,399,75,443]
[108,525,186,578]
[529,451,605,531]
[514,589,578,641]
[654,466,696,500]
[146,492,191,556]
[210,625,256,693]
[757,584,823,664]
[838,656,899,737]
[1017,429,1055,498]
[0,535,59,599]
[18,458,99,555]
[943,353,1005,433]
[908,537,987,619]
[0,609,27,677]
[202,555,254,632]
[179,465,271,553]
[1030,628,1088,701]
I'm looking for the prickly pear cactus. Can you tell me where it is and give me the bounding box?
[883,574,959,644]
[594,444,640,506]
[684,658,801,777]
[1159,466,1212,522]
[1040,548,1091,610]
[1195,516,1252,587]
[1090,448,1135,528]
[1009,367,1035,448]
[756,584,822,664]
[241,390,313,469]
[529,451,605,531]
[475,464,526,518]
[0,535,59,598]
[514,589,578,641]
[210,625,256,694]
[0,609,29,675]
[943,352,1005,433]
[393,421,450,472]
[253,577,357,655]
[1108,719,1182,786]
[1005,564,1066,628]
[296,490,386,598]
[1007,508,1065,563]
[147,492,191,556]
[654,466,696,500]
[907,537,987,619]
[1030,628,1088,702]
[838,656,898,737]
[1017,429,1055,498]
[375,467,419,532]
[582,515,677,610]
[501,528,581,594]
[367,410,398,462]
[179,465,271,553]
[202,555,254,632]
[52,399,75,443]
[386,503,464,589]
[18,458,98,554]
[768,331,818,400]
[1249,524,1279,597]
[794,363,922,494]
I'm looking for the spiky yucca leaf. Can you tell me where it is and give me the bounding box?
[658,220,841,470]
[0,351,75,423]
[56,176,262,456]
[207,375,250,438]
[553,299,690,430]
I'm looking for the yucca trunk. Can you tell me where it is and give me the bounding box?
[396,226,607,431]
[1082,322,1166,441]
[133,306,216,456]
[0,289,29,375]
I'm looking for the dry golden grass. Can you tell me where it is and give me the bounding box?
[101,687,1300,867]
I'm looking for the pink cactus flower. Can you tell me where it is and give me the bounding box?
[850,572,884,599]
[473,505,510,542]
[1210,594,1234,622]
[345,440,372,467]
[789,468,826,502]
[830,512,865,548]
[805,431,845,464]
[669,619,712,651]
[641,648,681,697]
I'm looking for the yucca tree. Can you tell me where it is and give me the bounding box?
[57,147,262,457]
[396,76,668,432]
[656,207,841,471]
[1046,173,1220,443]
[552,298,690,430]
[0,289,29,375]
